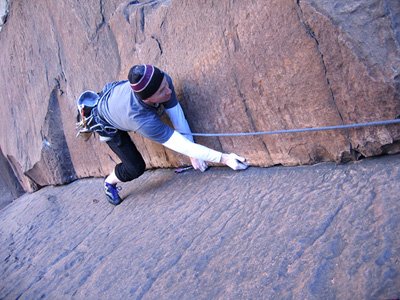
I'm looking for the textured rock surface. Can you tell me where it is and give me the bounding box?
[298,0,400,157]
[1,155,399,299]
[0,0,399,191]
[0,147,24,209]
[0,0,8,31]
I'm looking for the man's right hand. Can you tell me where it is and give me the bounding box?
[190,157,208,172]
[220,153,248,170]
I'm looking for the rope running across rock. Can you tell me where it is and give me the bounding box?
[181,119,400,137]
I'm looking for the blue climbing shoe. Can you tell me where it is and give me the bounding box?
[104,181,122,205]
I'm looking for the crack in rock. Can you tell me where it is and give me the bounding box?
[294,1,354,160]
[123,0,171,24]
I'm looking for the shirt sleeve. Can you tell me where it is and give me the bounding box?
[136,116,174,144]
[165,103,194,142]
[162,131,222,163]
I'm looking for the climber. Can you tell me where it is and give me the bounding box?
[77,64,248,205]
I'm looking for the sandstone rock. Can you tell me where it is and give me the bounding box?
[0,0,9,31]
[0,147,24,209]
[0,155,399,298]
[298,0,400,157]
[0,0,399,191]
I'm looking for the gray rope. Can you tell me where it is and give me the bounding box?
[182,119,400,137]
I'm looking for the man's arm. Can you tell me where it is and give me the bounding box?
[165,103,193,142]
[163,75,247,171]
[162,131,248,171]
[165,103,210,171]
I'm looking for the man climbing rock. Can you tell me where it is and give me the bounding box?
[77,64,248,205]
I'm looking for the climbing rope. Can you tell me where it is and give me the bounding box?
[182,119,400,137]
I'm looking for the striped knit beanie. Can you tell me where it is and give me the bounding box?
[128,64,164,100]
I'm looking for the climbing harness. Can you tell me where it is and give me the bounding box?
[76,81,126,141]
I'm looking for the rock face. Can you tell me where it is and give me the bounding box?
[0,147,24,209]
[0,0,399,192]
[1,155,399,298]
[0,0,8,31]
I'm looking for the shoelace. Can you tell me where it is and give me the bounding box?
[105,183,122,197]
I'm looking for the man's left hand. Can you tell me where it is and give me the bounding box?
[190,157,208,172]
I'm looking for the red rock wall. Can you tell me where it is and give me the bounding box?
[0,0,399,192]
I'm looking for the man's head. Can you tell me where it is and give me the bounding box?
[128,64,172,104]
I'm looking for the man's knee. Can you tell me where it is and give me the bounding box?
[130,159,146,178]
[115,160,146,182]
